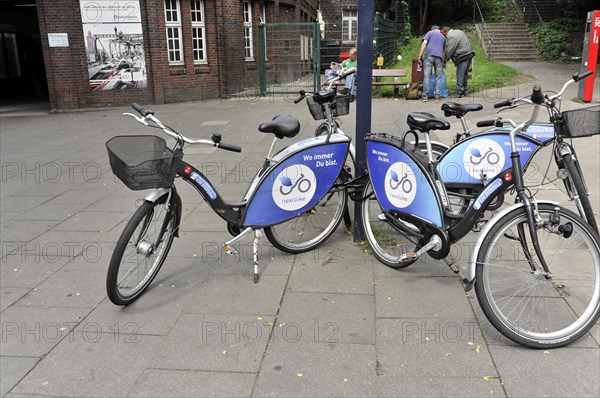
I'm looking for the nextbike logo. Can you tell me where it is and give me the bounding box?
[272,164,317,211]
[384,162,417,208]
[463,138,505,180]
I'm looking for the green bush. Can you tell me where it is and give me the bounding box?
[529,19,580,61]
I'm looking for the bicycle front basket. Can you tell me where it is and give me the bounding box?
[307,96,325,120]
[333,94,351,117]
[106,135,182,190]
[560,105,600,138]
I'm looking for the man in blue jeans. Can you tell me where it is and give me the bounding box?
[418,25,445,102]
[442,26,474,98]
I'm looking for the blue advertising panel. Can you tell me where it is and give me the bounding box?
[367,141,443,228]
[436,133,540,184]
[243,141,349,227]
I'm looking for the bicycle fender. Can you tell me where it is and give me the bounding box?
[144,187,170,203]
[465,199,559,292]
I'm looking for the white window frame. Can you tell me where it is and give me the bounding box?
[243,1,253,61]
[342,8,358,43]
[191,0,207,64]
[165,0,184,65]
[260,2,267,61]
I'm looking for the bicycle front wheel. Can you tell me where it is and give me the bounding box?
[265,175,348,254]
[361,180,421,268]
[106,195,176,305]
[475,203,600,348]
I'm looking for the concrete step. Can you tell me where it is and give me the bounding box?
[479,22,539,61]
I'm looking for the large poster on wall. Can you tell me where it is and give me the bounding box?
[80,1,147,90]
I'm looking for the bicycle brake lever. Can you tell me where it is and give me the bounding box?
[123,112,148,126]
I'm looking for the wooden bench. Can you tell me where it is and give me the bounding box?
[327,68,408,97]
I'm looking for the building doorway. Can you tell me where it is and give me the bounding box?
[0,0,49,113]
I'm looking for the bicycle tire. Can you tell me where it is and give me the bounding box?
[315,122,355,228]
[475,203,600,348]
[106,194,176,305]
[361,179,421,268]
[264,175,348,254]
[563,154,599,234]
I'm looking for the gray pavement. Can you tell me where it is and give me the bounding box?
[1,62,599,397]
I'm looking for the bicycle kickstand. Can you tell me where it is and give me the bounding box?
[222,227,263,283]
[252,229,263,283]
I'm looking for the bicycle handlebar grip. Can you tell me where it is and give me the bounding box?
[294,90,306,104]
[131,103,154,116]
[341,68,356,78]
[476,120,496,127]
[493,99,512,108]
[531,84,544,104]
[131,103,145,115]
[217,142,242,153]
[574,69,594,82]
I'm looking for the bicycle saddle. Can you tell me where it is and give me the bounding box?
[441,102,483,118]
[258,114,301,139]
[407,112,450,132]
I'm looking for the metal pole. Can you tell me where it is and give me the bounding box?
[314,22,321,91]
[353,0,374,242]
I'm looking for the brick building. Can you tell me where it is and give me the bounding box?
[0,0,318,111]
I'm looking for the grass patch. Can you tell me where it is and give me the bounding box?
[373,30,525,97]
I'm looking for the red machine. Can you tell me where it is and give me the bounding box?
[578,10,600,102]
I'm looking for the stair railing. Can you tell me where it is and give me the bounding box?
[522,0,544,24]
[473,1,492,59]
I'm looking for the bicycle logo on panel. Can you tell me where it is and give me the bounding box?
[384,162,417,208]
[272,164,317,211]
[463,138,505,180]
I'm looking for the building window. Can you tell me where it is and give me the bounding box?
[165,0,183,64]
[243,1,253,60]
[191,0,206,63]
[342,8,358,42]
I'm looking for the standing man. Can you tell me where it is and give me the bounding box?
[418,25,446,102]
[442,26,474,98]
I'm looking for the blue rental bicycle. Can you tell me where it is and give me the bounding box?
[105,97,354,305]
[418,73,599,234]
[361,72,600,348]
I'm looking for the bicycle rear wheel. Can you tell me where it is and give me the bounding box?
[265,175,348,254]
[106,194,176,305]
[475,203,600,348]
[361,180,421,268]
[563,153,599,234]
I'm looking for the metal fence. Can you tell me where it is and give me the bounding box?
[374,13,405,67]
[257,22,321,96]
[238,17,406,98]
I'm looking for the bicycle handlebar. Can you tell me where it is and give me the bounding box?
[125,104,242,152]
[493,69,594,110]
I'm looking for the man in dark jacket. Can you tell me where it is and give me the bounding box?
[442,26,474,98]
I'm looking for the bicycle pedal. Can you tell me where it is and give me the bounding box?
[222,243,238,256]
[401,252,417,261]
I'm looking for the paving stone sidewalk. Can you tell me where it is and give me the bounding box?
[1,62,599,397]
